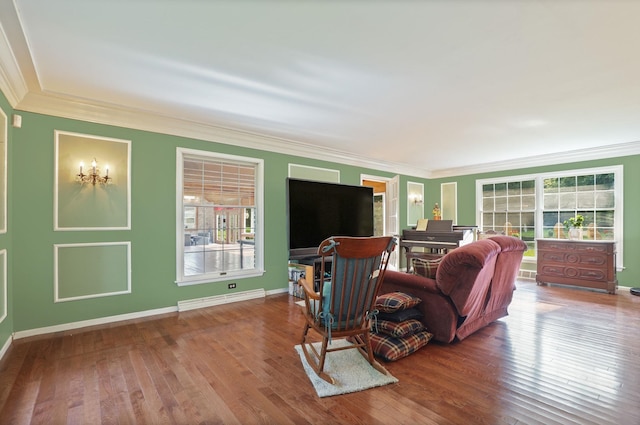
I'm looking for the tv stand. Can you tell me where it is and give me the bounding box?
[287,256,332,297]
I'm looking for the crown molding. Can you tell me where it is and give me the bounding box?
[0,18,28,107]
[12,90,640,181]
[429,141,640,179]
[16,91,432,179]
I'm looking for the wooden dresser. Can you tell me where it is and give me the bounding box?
[536,239,617,294]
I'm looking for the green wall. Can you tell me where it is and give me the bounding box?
[8,108,412,332]
[2,85,638,340]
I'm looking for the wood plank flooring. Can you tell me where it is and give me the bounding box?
[0,280,639,424]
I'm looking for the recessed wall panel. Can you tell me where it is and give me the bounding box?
[0,250,6,323]
[54,242,131,302]
[54,131,131,230]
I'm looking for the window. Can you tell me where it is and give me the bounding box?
[542,172,616,241]
[480,179,536,256]
[477,165,623,267]
[176,148,264,285]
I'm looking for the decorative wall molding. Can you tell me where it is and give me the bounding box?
[0,250,6,324]
[54,242,131,302]
[54,131,132,231]
[407,181,424,227]
[288,164,340,182]
[0,334,10,363]
[0,107,6,234]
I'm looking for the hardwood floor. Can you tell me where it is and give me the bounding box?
[1,280,639,424]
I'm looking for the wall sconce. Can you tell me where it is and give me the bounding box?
[76,158,112,186]
[409,193,423,205]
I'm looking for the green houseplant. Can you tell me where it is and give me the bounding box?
[564,214,585,240]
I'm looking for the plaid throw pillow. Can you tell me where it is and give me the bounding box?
[370,330,434,361]
[375,291,421,313]
[376,319,424,338]
[412,257,442,279]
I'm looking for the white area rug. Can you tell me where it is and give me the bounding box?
[294,339,398,397]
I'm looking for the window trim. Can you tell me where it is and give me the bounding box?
[476,165,623,270]
[175,147,265,286]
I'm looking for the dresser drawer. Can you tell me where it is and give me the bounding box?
[538,240,613,254]
[539,264,606,282]
[536,239,617,294]
[538,250,608,267]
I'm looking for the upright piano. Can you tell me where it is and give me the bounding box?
[400,220,476,269]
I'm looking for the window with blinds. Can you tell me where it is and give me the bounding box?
[177,148,264,285]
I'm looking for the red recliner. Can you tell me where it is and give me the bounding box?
[380,236,527,343]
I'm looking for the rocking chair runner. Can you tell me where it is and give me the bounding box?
[299,236,396,384]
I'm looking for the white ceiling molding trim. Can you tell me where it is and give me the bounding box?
[16,89,640,180]
[16,91,432,179]
[430,140,640,179]
[0,22,28,107]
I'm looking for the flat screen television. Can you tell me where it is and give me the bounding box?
[286,178,374,259]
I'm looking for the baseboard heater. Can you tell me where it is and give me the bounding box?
[518,269,536,280]
[177,288,266,312]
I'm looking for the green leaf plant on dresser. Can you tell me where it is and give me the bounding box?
[563,214,585,240]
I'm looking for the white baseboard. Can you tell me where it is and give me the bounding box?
[13,306,178,340]
[266,287,288,296]
[6,286,287,347]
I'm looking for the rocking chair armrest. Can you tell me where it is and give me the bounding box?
[299,277,320,300]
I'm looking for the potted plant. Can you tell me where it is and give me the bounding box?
[564,214,585,240]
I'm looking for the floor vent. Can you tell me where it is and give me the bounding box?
[177,288,266,312]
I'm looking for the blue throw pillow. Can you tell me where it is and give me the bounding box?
[322,280,332,319]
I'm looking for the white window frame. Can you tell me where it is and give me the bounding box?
[176,148,264,286]
[476,165,623,270]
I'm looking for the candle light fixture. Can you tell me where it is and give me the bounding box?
[409,193,423,205]
[76,158,112,185]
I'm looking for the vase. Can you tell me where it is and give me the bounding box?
[569,228,583,240]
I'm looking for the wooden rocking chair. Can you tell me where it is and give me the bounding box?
[299,236,396,384]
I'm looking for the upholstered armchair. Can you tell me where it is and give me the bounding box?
[380,236,526,343]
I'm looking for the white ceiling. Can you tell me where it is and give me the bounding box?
[2,0,640,177]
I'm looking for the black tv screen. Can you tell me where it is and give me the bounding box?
[286,178,374,259]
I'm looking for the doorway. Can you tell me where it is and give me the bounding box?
[362,175,400,269]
